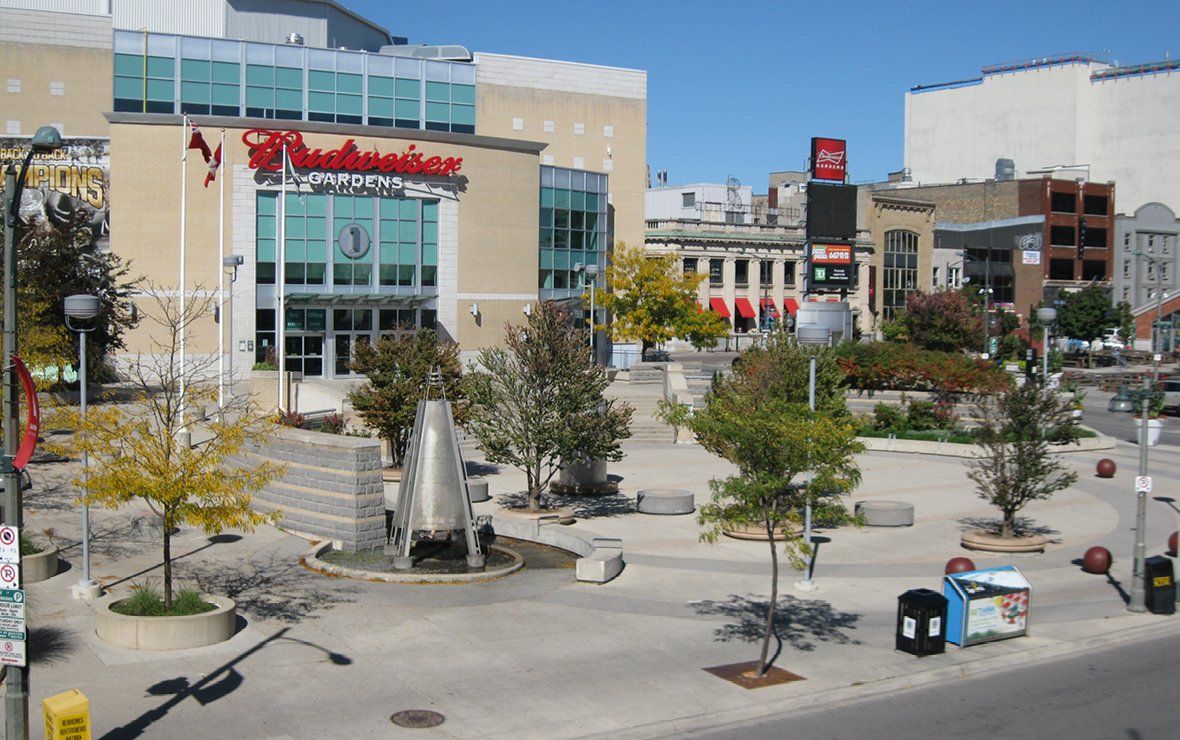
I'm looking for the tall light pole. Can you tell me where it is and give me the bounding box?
[221,254,244,411]
[65,295,102,601]
[795,324,831,591]
[3,124,63,740]
[586,263,599,358]
[1037,307,1057,384]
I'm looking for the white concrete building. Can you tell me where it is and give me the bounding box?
[646,182,753,225]
[905,53,1180,214]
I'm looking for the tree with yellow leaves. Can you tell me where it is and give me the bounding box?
[596,243,729,359]
[49,289,283,608]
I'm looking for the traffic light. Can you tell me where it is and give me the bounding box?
[1078,217,1087,261]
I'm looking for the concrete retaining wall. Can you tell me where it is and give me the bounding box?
[231,427,385,552]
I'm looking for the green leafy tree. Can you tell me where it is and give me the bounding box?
[967,381,1079,538]
[597,243,729,358]
[1113,301,1135,347]
[466,301,632,511]
[1057,285,1117,367]
[671,337,863,678]
[897,290,982,352]
[5,210,140,384]
[347,328,464,468]
[48,292,282,608]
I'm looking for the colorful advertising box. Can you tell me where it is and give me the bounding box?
[0,136,109,252]
[943,565,1031,647]
[808,241,855,290]
[810,137,847,182]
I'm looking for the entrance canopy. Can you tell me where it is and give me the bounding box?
[284,292,434,307]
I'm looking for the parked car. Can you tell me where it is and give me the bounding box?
[1161,377,1180,414]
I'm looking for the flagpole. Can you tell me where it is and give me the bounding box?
[179,115,188,437]
[277,141,287,413]
[217,128,226,410]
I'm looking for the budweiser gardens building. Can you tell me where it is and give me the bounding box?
[0,1,646,395]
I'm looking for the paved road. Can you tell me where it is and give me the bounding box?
[1078,388,1180,448]
[690,629,1180,739]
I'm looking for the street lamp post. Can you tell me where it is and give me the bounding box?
[795,324,831,592]
[574,262,600,362]
[1037,307,1057,384]
[3,124,63,740]
[221,254,244,411]
[65,295,102,601]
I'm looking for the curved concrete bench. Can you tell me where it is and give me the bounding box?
[855,500,915,527]
[637,489,695,515]
[467,478,490,503]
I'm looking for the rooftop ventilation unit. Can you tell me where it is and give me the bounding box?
[285,32,304,46]
[995,158,1016,181]
[379,44,473,62]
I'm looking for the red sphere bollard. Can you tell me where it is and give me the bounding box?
[945,557,976,575]
[1082,546,1112,574]
[1169,531,1178,557]
[1096,459,1117,478]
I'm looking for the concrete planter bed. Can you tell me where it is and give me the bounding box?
[22,546,60,584]
[95,593,237,650]
[722,522,805,541]
[304,541,524,583]
[961,529,1048,554]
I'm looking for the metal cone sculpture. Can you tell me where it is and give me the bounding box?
[388,371,484,569]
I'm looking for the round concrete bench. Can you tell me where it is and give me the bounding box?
[855,500,915,527]
[467,478,490,503]
[637,489,695,515]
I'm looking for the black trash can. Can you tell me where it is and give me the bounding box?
[1144,556,1176,615]
[896,588,948,656]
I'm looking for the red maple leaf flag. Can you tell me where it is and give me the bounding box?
[204,143,222,188]
[188,122,212,162]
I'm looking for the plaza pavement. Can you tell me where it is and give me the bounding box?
[8,391,1180,738]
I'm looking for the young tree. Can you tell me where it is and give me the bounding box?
[1057,285,1117,367]
[898,290,983,352]
[48,290,283,608]
[967,381,1079,538]
[347,328,464,468]
[674,338,863,678]
[8,209,140,382]
[1113,301,1135,347]
[597,243,728,358]
[465,301,632,512]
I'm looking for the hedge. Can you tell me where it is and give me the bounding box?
[835,342,1012,394]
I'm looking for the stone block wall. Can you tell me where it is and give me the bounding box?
[231,426,385,552]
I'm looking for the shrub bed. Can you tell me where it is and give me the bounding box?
[111,587,217,617]
[836,342,1011,394]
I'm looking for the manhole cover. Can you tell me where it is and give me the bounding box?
[391,710,445,728]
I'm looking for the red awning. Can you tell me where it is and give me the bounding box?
[759,298,779,317]
[735,297,756,319]
[784,298,800,316]
[709,297,731,318]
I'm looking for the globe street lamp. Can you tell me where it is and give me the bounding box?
[1037,307,1057,384]
[574,262,600,360]
[3,124,62,739]
[65,295,102,601]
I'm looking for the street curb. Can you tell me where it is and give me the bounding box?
[597,615,1178,739]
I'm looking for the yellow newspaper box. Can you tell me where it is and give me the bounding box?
[43,689,91,740]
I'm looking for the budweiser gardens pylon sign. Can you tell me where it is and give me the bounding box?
[243,129,464,188]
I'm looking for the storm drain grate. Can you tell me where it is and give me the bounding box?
[391,710,445,728]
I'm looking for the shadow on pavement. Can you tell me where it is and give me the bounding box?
[496,491,635,518]
[692,593,861,654]
[103,627,352,739]
[956,516,1061,542]
[184,552,358,623]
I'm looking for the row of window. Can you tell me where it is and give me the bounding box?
[113,31,475,133]
[683,258,799,287]
[1049,191,1110,216]
[539,167,608,292]
[256,193,439,289]
[255,306,436,374]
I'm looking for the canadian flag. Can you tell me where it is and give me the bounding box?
[187,121,212,162]
[204,143,222,188]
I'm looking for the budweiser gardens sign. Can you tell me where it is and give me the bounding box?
[243,128,464,194]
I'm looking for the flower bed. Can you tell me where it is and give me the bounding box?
[836,343,1011,394]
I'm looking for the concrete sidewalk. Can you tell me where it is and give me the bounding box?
[8,421,1180,738]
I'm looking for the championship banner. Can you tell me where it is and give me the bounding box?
[0,136,110,251]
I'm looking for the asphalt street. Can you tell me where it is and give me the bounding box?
[690,628,1180,739]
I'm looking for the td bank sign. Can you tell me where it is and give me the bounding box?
[243,128,464,195]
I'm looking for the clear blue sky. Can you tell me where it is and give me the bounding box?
[348,0,1179,192]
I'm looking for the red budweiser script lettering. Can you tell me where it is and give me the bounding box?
[242,129,463,177]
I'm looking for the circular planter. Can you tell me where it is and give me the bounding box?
[1135,418,1163,447]
[550,458,617,496]
[305,542,524,583]
[723,522,805,541]
[496,506,576,525]
[21,546,60,584]
[95,593,237,650]
[961,529,1048,554]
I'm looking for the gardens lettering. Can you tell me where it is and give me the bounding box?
[242,129,463,177]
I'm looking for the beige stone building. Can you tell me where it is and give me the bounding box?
[859,190,936,332]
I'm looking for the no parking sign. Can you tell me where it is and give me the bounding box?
[0,562,17,589]
[0,526,17,562]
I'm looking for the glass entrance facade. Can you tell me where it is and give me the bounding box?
[255,191,439,378]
